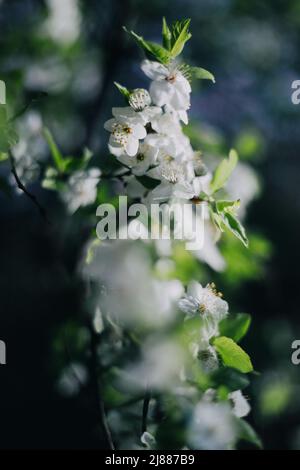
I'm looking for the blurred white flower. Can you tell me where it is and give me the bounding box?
[226,162,260,218]
[62,167,101,213]
[44,0,81,45]
[229,390,251,418]
[57,362,87,397]
[188,401,236,450]
[11,111,45,188]
[126,339,186,391]
[84,241,183,328]
[141,432,156,449]
[141,60,191,123]
[197,345,219,372]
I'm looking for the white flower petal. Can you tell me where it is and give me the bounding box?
[187,281,204,302]
[141,60,168,80]
[125,136,139,156]
[132,123,147,139]
[104,118,117,131]
[178,298,198,315]
[150,80,173,107]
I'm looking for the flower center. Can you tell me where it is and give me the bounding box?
[160,160,184,184]
[136,153,145,161]
[198,303,206,315]
[166,73,177,84]
[207,282,223,298]
[112,123,132,146]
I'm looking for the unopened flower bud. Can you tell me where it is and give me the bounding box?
[129,88,151,111]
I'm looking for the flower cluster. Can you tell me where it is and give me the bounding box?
[105,60,209,204]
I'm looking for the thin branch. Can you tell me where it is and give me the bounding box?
[9,151,51,225]
[89,325,115,450]
[142,389,151,434]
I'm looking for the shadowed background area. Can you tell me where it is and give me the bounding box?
[0,0,300,449]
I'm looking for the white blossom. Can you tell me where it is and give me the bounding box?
[141,60,191,123]
[117,142,158,176]
[178,281,228,323]
[104,108,147,157]
[62,167,101,213]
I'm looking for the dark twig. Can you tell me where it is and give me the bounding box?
[142,389,151,434]
[89,325,115,450]
[8,151,51,225]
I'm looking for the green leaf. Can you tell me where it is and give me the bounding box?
[210,367,250,392]
[210,207,225,232]
[190,66,215,83]
[114,81,131,100]
[236,418,263,449]
[123,27,171,64]
[63,148,93,173]
[223,212,248,247]
[0,106,18,152]
[219,314,252,343]
[170,19,192,58]
[41,167,63,191]
[162,17,172,50]
[43,128,65,173]
[210,149,238,193]
[0,152,8,162]
[213,336,253,373]
[216,199,240,214]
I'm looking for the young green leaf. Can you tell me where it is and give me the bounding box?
[210,149,238,193]
[43,128,65,173]
[213,336,253,373]
[162,17,172,50]
[219,313,252,343]
[114,81,131,100]
[123,27,171,64]
[223,211,248,247]
[236,418,263,449]
[170,19,192,58]
[190,66,215,83]
[216,199,240,214]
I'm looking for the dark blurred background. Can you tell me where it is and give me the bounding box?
[0,0,300,449]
